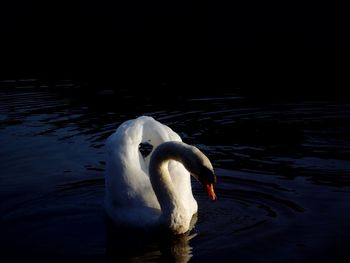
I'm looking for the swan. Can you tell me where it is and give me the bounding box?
[105,116,216,234]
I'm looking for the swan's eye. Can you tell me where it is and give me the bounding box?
[139,142,153,158]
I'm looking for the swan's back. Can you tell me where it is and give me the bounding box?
[105,116,195,227]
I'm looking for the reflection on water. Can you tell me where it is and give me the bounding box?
[106,215,198,263]
[1,79,350,262]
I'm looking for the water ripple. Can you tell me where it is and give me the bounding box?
[1,79,350,262]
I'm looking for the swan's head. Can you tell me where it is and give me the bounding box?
[182,145,217,201]
[150,141,217,201]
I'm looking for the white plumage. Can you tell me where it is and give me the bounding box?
[105,116,216,234]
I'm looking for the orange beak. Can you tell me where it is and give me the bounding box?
[205,183,217,201]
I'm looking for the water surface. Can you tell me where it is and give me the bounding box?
[1,80,350,262]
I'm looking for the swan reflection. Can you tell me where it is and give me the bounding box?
[106,214,198,263]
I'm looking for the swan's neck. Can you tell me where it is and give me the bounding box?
[149,142,191,234]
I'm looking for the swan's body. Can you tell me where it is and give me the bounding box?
[105,116,216,234]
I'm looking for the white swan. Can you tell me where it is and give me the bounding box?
[105,116,216,234]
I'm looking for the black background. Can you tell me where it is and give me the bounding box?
[1,1,349,97]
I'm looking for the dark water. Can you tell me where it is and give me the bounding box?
[1,79,350,263]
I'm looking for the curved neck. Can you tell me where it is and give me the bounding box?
[149,141,191,233]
